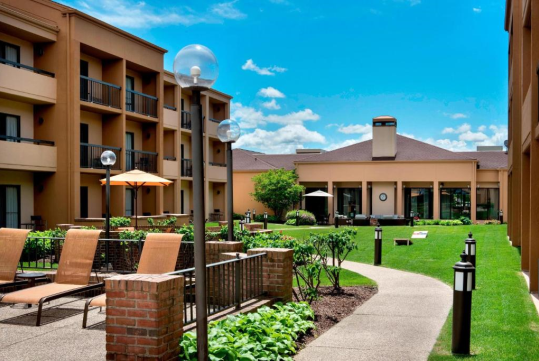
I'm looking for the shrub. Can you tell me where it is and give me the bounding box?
[415,219,463,226]
[219,226,251,242]
[109,217,131,227]
[119,230,148,240]
[483,220,501,225]
[233,213,244,220]
[179,302,314,361]
[459,216,472,225]
[175,225,194,242]
[25,228,67,261]
[285,210,316,226]
[254,213,282,223]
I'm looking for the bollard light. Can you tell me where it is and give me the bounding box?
[499,209,504,224]
[374,223,382,265]
[263,211,268,230]
[452,251,475,355]
[410,210,414,228]
[239,220,245,232]
[464,232,477,289]
[246,209,251,224]
[253,209,256,221]
[296,209,300,227]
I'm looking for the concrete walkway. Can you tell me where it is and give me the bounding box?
[295,261,452,361]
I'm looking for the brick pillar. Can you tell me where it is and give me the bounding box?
[247,248,293,302]
[105,274,184,361]
[205,241,243,264]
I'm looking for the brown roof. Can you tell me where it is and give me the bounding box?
[457,152,508,169]
[233,149,312,171]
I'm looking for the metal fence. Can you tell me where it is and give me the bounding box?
[168,252,266,325]
[80,143,122,170]
[181,110,192,130]
[126,149,158,173]
[126,89,158,117]
[181,159,193,177]
[80,76,121,108]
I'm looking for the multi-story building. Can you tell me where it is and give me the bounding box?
[0,0,230,228]
[505,0,539,292]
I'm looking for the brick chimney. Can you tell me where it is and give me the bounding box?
[372,116,397,160]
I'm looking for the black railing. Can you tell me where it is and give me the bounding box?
[0,57,55,77]
[168,253,266,325]
[209,118,222,124]
[209,162,227,167]
[21,237,194,274]
[80,76,121,109]
[181,159,193,177]
[126,149,158,173]
[126,89,158,117]
[80,143,121,170]
[164,104,177,111]
[164,155,177,161]
[181,110,192,130]
[0,135,54,146]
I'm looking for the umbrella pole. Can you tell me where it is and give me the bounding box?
[135,186,138,230]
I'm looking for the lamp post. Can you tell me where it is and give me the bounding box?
[246,209,251,224]
[452,251,474,355]
[174,44,219,361]
[296,209,300,227]
[374,223,382,265]
[101,150,116,273]
[410,210,414,228]
[217,119,240,242]
[263,211,268,229]
[499,209,504,224]
[465,232,477,290]
[253,209,256,222]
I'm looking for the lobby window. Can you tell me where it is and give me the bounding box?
[476,188,499,220]
[440,188,471,220]
[0,185,20,228]
[404,188,433,219]
[337,188,362,217]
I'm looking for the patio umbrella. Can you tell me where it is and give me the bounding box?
[100,169,172,229]
[303,190,334,197]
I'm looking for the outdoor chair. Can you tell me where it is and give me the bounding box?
[0,229,103,326]
[82,233,183,328]
[0,228,31,291]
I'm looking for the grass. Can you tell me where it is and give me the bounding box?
[280,224,539,360]
[293,268,377,288]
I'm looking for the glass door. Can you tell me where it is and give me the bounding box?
[0,185,20,228]
[126,132,134,170]
[126,76,134,112]
[125,189,134,216]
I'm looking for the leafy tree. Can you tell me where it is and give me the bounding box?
[251,169,305,219]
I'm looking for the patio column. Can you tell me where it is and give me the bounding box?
[433,181,440,219]
[328,181,334,223]
[470,182,477,223]
[396,181,403,216]
[362,181,368,216]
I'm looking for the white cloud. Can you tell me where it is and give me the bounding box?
[241,59,287,76]
[398,132,416,139]
[231,102,320,129]
[424,138,470,152]
[262,99,281,110]
[211,0,246,19]
[458,131,489,142]
[338,123,372,134]
[478,125,486,132]
[476,125,508,146]
[326,133,372,151]
[257,87,285,98]
[443,112,468,119]
[235,124,325,154]
[473,7,482,13]
[442,123,471,134]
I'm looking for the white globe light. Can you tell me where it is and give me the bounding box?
[217,119,241,143]
[101,150,117,166]
[173,44,218,90]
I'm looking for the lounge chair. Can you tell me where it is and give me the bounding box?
[0,229,31,290]
[82,233,183,328]
[0,229,103,326]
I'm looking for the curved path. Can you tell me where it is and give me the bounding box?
[295,261,452,361]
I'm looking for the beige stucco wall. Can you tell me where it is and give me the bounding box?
[233,171,272,215]
[0,32,33,66]
[0,170,33,225]
[371,182,396,215]
[0,98,34,138]
[80,110,102,145]
[80,173,102,218]
[80,53,102,80]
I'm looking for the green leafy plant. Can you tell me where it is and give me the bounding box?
[25,228,67,261]
[109,217,131,227]
[219,225,251,242]
[254,214,282,223]
[233,213,245,220]
[158,217,177,226]
[147,218,155,226]
[179,302,314,361]
[285,210,316,226]
[459,216,472,225]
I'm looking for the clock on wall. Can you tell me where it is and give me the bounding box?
[379,193,388,202]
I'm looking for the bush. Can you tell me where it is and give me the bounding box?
[483,220,501,225]
[175,225,194,242]
[285,210,316,226]
[254,213,282,223]
[109,217,131,227]
[219,226,251,242]
[180,302,314,361]
[233,213,244,220]
[415,219,463,226]
[25,228,67,261]
[119,230,148,240]
[459,216,472,225]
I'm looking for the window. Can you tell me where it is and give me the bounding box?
[0,113,20,141]
[180,190,185,214]
[476,188,499,220]
[80,186,88,218]
[440,188,471,220]
[337,188,362,217]
[126,76,135,112]
[304,187,329,222]
[0,41,20,65]
[126,132,135,171]
[0,185,20,228]
[126,189,135,216]
[404,188,433,219]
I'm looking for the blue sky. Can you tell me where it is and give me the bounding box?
[60,0,508,153]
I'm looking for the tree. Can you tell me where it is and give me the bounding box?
[251,169,305,219]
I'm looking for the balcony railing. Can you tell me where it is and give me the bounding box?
[209,161,226,167]
[80,76,121,109]
[181,110,191,130]
[126,89,158,118]
[0,135,54,145]
[126,149,158,173]
[80,143,121,170]
[0,58,55,77]
[181,159,193,177]
[164,155,177,161]
[164,104,177,111]
[209,118,222,124]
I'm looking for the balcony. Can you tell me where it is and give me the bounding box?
[207,118,222,138]
[126,149,158,173]
[0,135,56,172]
[0,59,56,104]
[181,159,193,177]
[181,110,191,130]
[126,90,158,118]
[164,106,178,130]
[163,156,179,178]
[80,143,121,170]
[80,76,121,110]
[207,162,227,181]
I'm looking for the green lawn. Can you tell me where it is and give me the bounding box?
[280,224,539,360]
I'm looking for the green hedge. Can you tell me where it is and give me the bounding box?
[285,210,316,226]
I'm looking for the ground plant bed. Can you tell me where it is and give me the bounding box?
[296,286,378,348]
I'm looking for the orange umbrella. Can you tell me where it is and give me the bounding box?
[100,169,172,229]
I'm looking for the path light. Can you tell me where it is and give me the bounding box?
[174,44,219,361]
[253,209,256,221]
[217,119,241,242]
[239,219,245,232]
[410,210,414,228]
[264,211,268,229]
[464,232,477,289]
[296,209,300,227]
[374,223,382,265]
[499,209,504,224]
[452,251,474,355]
[246,209,251,224]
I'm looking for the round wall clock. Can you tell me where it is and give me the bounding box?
[379,193,388,202]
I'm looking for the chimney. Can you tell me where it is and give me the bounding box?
[372,116,397,160]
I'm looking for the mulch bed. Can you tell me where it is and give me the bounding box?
[296,286,378,349]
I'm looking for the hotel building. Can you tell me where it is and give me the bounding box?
[0,0,231,228]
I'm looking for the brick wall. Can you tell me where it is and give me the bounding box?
[247,248,294,302]
[205,241,243,264]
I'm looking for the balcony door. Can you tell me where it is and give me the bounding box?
[0,185,20,228]
[80,60,89,101]
[0,41,20,66]
[126,189,135,216]
[126,132,135,171]
[0,113,20,142]
[80,123,89,168]
[80,186,88,218]
[126,76,135,112]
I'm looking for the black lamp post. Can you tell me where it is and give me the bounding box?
[239,219,245,232]
[100,150,117,239]
[452,251,474,355]
[253,209,256,222]
[410,210,414,227]
[499,209,504,224]
[296,209,300,227]
[174,44,219,361]
[217,119,240,242]
[374,223,382,265]
[464,232,477,290]
[263,211,268,229]
[246,209,251,224]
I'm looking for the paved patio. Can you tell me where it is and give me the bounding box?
[295,261,453,361]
